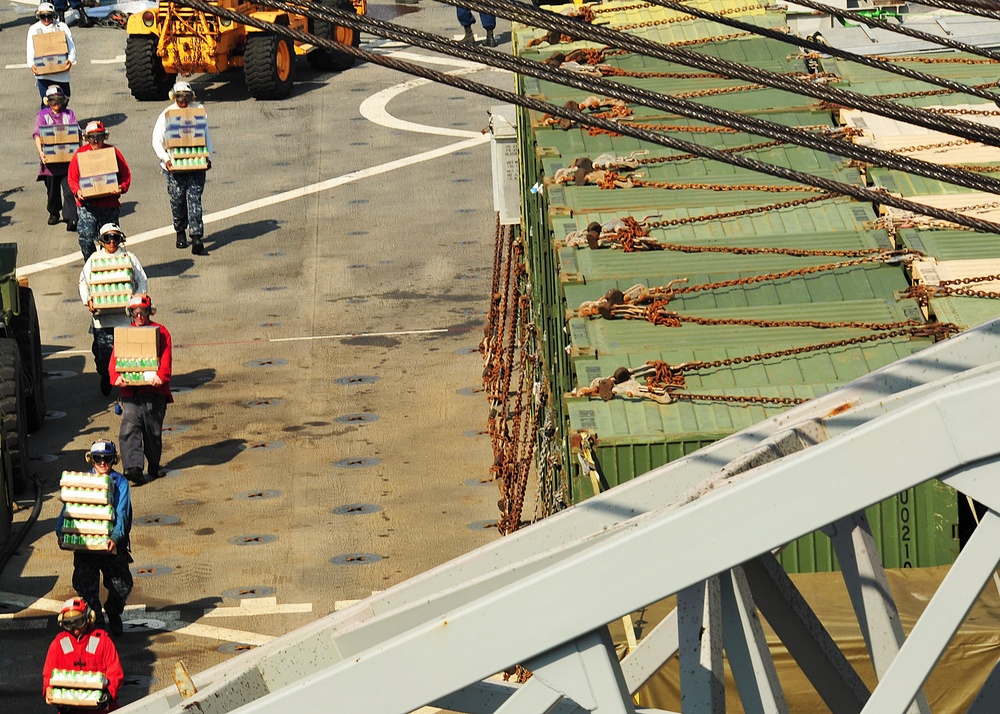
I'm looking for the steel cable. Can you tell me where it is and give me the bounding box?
[775,0,1000,62]
[175,0,1000,233]
[440,0,1000,147]
[642,0,1000,103]
[247,0,1000,200]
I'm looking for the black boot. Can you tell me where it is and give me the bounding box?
[78,6,92,27]
[175,230,188,249]
[484,28,498,47]
[191,237,205,255]
[124,467,144,484]
[106,611,123,636]
[459,26,475,45]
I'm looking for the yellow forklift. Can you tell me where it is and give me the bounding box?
[125,0,366,100]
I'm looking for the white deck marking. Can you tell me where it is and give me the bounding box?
[269,328,448,343]
[359,60,501,138]
[0,590,69,616]
[0,592,276,643]
[91,54,125,65]
[203,597,312,618]
[45,327,452,357]
[6,63,30,70]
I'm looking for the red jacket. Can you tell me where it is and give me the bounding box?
[42,628,123,702]
[108,320,173,402]
[67,144,131,209]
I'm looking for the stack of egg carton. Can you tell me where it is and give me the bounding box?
[49,669,107,707]
[88,254,133,313]
[59,471,112,551]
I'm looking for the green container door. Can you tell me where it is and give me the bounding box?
[777,481,959,572]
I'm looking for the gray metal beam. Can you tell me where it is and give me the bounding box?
[678,578,724,714]
[720,567,787,714]
[742,555,870,713]
[860,509,1000,714]
[826,515,930,714]
[621,609,678,695]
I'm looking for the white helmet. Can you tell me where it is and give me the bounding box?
[170,80,195,101]
[36,2,56,17]
[98,223,126,244]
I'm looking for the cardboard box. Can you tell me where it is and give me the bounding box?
[164,107,208,148]
[41,142,76,163]
[76,148,119,199]
[114,326,160,383]
[32,32,69,75]
[38,123,80,145]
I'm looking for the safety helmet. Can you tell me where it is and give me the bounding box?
[128,293,155,317]
[58,597,96,631]
[83,121,107,138]
[85,439,119,465]
[45,85,66,101]
[169,80,195,101]
[98,223,125,244]
[36,2,56,17]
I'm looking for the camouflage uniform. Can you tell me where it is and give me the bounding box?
[166,171,205,240]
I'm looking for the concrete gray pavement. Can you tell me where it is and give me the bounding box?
[0,3,514,709]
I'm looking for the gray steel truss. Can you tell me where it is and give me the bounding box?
[119,319,1000,714]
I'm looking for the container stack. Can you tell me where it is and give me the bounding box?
[508,0,1000,573]
[49,669,107,708]
[59,471,112,551]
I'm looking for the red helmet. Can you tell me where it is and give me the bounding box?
[58,597,95,630]
[128,294,155,316]
[84,121,106,136]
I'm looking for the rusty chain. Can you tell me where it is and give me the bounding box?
[482,219,546,537]
[577,251,920,317]
[873,54,999,64]
[593,171,824,193]
[903,277,1000,305]
[569,325,956,406]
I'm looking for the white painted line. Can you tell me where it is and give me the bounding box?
[203,597,312,618]
[269,328,448,343]
[160,620,275,645]
[44,348,90,357]
[18,135,489,278]
[123,605,182,621]
[386,50,489,71]
[6,63,30,70]
[91,54,125,65]
[0,590,68,616]
[360,66,490,138]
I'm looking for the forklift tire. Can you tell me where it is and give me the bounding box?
[307,0,359,72]
[0,341,29,495]
[10,287,45,433]
[126,34,173,101]
[245,34,296,100]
